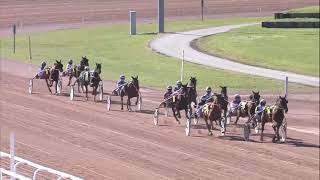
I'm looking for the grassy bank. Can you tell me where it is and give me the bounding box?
[196,25,319,77]
[0,17,313,92]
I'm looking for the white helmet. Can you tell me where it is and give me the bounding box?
[84,66,89,71]
[260,99,266,105]
[120,75,125,79]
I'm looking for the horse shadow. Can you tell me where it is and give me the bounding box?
[284,137,320,148]
[136,109,155,115]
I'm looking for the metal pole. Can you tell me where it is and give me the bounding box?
[201,0,204,21]
[180,50,184,82]
[129,11,137,35]
[158,0,165,33]
[28,36,32,60]
[13,24,16,54]
[284,76,288,98]
[10,132,15,180]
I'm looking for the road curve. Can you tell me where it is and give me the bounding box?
[150,23,319,87]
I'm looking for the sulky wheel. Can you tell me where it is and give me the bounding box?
[185,117,192,136]
[28,79,33,94]
[279,120,287,143]
[106,95,111,111]
[70,85,74,101]
[99,83,103,101]
[243,123,251,141]
[137,95,142,111]
[153,108,159,126]
[57,79,62,95]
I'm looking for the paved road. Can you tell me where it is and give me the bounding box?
[150,23,319,87]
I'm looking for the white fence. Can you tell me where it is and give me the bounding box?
[0,133,83,180]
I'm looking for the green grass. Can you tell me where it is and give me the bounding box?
[288,6,320,13]
[196,25,319,77]
[0,17,313,92]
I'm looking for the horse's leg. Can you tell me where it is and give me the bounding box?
[85,85,88,101]
[260,118,266,141]
[272,122,277,143]
[67,75,72,86]
[276,122,281,142]
[55,80,58,94]
[45,78,52,94]
[234,110,240,125]
[127,97,131,111]
[204,116,212,136]
[120,96,124,110]
[172,106,180,124]
[135,96,139,105]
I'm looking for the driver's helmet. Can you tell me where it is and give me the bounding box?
[41,61,46,67]
[206,86,212,93]
[84,66,90,71]
[234,94,240,99]
[167,86,172,91]
[68,59,73,64]
[176,80,182,86]
[120,75,125,80]
[260,99,266,106]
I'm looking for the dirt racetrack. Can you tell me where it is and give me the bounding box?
[0,0,319,179]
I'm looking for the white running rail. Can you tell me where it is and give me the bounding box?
[0,152,83,180]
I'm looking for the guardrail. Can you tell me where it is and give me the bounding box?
[0,132,83,180]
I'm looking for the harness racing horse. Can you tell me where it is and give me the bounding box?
[90,63,102,101]
[260,96,288,142]
[44,60,63,94]
[234,91,261,125]
[203,93,226,136]
[68,56,89,89]
[171,84,189,124]
[120,76,140,111]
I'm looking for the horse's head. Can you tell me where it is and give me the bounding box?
[189,77,197,88]
[277,96,288,113]
[55,60,63,72]
[220,86,227,97]
[81,56,89,66]
[131,76,139,90]
[250,91,261,104]
[214,93,226,106]
[95,63,102,74]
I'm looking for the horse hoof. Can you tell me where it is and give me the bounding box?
[208,132,213,136]
[177,121,180,125]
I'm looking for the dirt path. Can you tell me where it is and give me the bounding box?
[0,59,319,179]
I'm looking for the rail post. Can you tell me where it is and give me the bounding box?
[28,36,32,60]
[13,24,16,54]
[284,76,288,98]
[201,0,204,21]
[180,50,184,82]
[10,132,16,180]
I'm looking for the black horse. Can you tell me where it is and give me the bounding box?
[120,76,140,111]
[235,91,261,124]
[171,78,198,124]
[69,56,89,88]
[45,60,63,94]
[90,63,102,101]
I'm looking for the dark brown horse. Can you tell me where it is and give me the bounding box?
[260,96,288,142]
[234,91,261,124]
[120,76,140,111]
[90,63,102,101]
[43,60,63,94]
[68,56,89,89]
[203,93,226,136]
[171,83,189,124]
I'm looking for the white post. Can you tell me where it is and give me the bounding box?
[0,168,3,180]
[10,132,16,180]
[284,76,288,98]
[180,50,184,82]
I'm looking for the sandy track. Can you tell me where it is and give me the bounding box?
[0,59,319,179]
[1,0,318,28]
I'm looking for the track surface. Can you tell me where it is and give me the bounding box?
[150,23,320,86]
[0,0,319,179]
